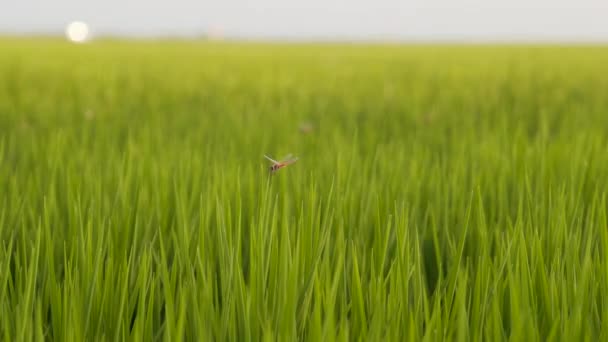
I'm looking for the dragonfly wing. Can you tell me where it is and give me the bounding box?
[264,155,280,164]
[283,156,299,165]
[280,154,294,162]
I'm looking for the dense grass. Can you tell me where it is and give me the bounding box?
[1,38,608,340]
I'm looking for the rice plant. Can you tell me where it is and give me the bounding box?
[1,38,608,340]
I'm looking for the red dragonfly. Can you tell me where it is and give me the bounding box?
[264,154,298,173]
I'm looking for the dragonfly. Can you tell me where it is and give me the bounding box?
[299,122,314,134]
[264,154,298,174]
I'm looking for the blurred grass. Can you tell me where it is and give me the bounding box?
[1,37,608,340]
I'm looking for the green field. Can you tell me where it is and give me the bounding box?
[2,38,608,340]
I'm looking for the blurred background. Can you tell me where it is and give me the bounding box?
[1,0,607,42]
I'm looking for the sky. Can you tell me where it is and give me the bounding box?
[2,0,608,42]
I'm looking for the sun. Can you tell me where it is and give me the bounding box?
[65,21,90,43]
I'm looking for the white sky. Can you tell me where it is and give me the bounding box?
[2,0,608,41]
